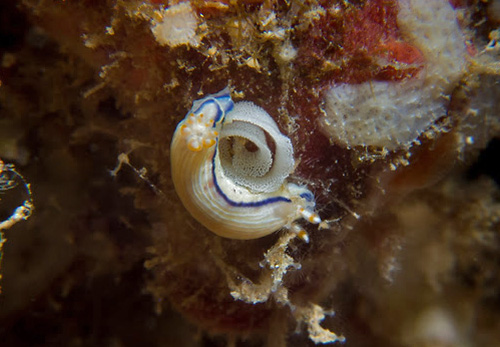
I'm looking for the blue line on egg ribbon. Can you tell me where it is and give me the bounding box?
[211,146,292,208]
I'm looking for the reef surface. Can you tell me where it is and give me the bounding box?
[0,0,499,346]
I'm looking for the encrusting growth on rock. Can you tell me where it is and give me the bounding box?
[0,0,499,345]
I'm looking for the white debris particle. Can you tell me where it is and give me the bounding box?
[226,232,298,305]
[279,41,297,62]
[294,304,346,344]
[150,1,201,48]
[245,57,261,71]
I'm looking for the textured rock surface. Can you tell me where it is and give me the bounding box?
[0,0,499,345]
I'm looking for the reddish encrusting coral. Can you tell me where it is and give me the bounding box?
[294,0,424,86]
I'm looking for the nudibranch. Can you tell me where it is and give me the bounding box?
[170,88,322,241]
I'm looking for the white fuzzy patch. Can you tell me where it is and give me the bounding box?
[151,2,201,48]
